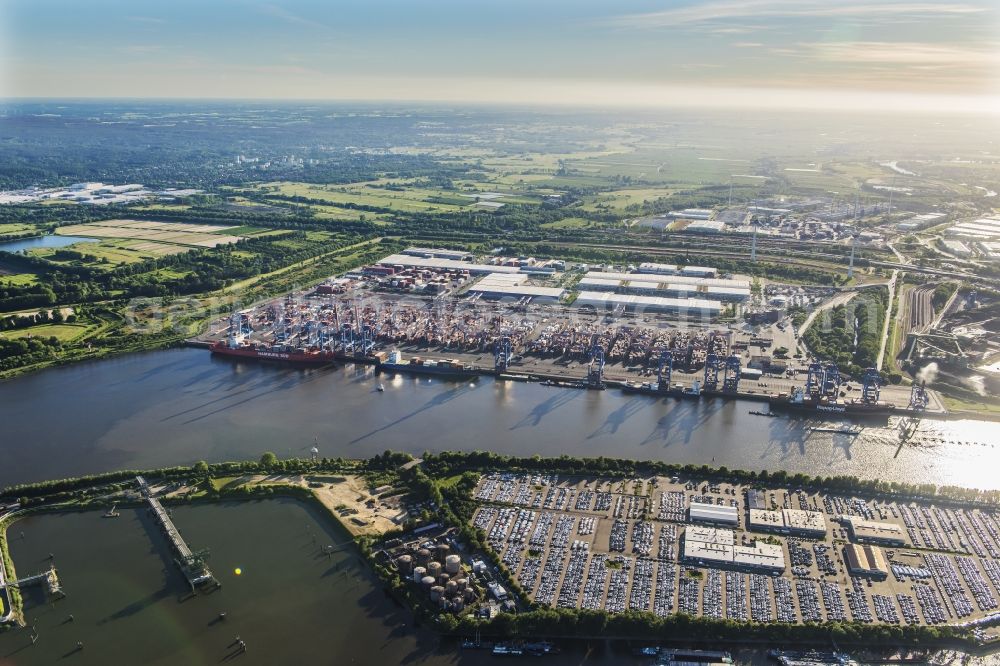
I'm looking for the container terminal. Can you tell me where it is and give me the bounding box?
[195,248,943,420]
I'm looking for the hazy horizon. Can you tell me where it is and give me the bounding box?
[2,0,999,114]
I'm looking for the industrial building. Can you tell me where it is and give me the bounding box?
[946,217,1000,241]
[575,292,723,317]
[379,254,522,274]
[686,221,725,233]
[468,273,566,302]
[634,262,718,278]
[689,501,739,526]
[841,516,907,546]
[843,544,888,579]
[579,271,750,302]
[748,508,826,538]
[668,208,714,220]
[402,247,474,261]
[635,262,680,275]
[681,526,785,573]
[577,276,748,302]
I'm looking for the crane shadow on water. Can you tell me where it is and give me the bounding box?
[587,397,648,440]
[639,399,721,448]
[351,383,475,444]
[510,389,582,430]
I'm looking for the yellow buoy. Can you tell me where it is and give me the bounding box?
[234,567,242,576]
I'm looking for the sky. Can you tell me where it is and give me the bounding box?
[2,0,999,113]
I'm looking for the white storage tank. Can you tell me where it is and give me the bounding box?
[412,566,426,583]
[445,554,461,575]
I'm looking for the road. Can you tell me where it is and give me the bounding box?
[876,270,899,372]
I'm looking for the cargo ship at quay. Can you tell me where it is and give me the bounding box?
[376,350,480,379]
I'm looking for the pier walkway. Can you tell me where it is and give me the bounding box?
[136,476,216,589]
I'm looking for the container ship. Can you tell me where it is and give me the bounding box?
[622,379,702,399]
[210,339,338,365]
[768,387,896,420]
[377,350,481,379]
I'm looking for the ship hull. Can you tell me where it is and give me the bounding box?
[377,362,480,379]
[210,344,337,365]
[768,398,894,421]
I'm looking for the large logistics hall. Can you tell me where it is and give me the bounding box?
[681,526,786,573]
[579,270,751,302]
[576,292,723,317]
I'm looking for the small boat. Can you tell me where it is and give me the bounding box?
[103,504,120,518]
[749,410,778,417]
[377,384,385,392]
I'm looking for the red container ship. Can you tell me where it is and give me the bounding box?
[210,339,338,365]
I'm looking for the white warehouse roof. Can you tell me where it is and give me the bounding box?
[576,291,722,316]
[636,262,679,274]
[689,501,739,525]
[379,254,521,274]
[585,271,749,290]
[682,526,784,572]
[578,276,622,289]
[470,283,566,300]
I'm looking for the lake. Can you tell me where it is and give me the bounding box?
[0,235,96,254]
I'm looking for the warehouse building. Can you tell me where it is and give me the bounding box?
[584,271,750,290]
[635,262,680,275]
[575,292,722,318]
[841,516,907,546]
[844,544,888,579]
[379,254,521,274]
[681,526,785,573]
[680,265,717,277]
[402,247,474,261]
[748,508,826,538]
[469,273,566,302]
[689,501,739,526]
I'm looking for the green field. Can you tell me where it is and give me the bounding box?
[540,217,595,229]
[0,223,37,235]
[257,182,472,213]
[0,323,90,342]
[30,240,168,267]
[0,272,39,286]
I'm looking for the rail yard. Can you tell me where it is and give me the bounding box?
[472,471,1000,628]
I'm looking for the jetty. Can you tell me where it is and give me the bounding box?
[136,476,218,590]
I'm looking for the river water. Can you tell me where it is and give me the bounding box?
[0,348,998,491]
[2,349,1000,664]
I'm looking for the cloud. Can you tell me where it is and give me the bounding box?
[610,1,988,29]
[733,42,763,48]
[800,41,1000,66]
[258,4,332,32]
